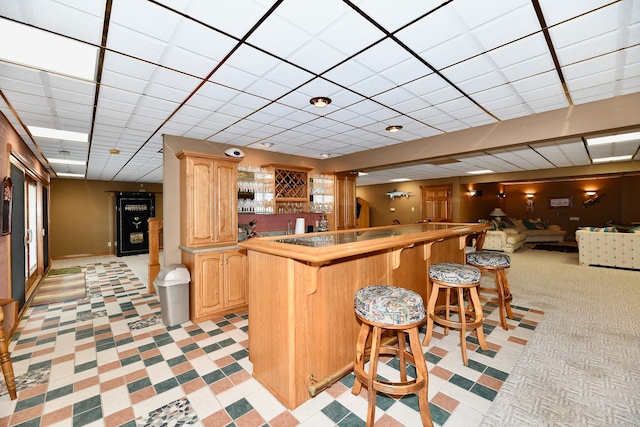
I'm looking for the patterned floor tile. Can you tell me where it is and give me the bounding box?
[0,259,543,426]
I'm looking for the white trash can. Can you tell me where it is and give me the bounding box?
[154,264,190,327]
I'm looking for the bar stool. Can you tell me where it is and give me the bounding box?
[466,251,514,330]
[423,263,487,366]
[352,285,433,427]
[0,301,17,400]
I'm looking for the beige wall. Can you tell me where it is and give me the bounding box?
[357,175,640,241]
[50,179,163,258]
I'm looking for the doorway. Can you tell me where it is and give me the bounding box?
[420,184,452,222]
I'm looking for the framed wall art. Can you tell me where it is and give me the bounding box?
[1,177,12,235]
[548,196,572,209]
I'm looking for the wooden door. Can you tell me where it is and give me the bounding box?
[421,184,452,222]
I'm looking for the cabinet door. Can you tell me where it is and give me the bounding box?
[335,174,357,230]
[197,252,224,314]
[214,161,238,244]
[187,157,216,246]
[224,250,247,308]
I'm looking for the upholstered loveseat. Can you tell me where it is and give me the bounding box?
[576,228,640,270]
[483,229,527,253]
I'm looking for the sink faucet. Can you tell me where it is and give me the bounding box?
[287,220,292,235]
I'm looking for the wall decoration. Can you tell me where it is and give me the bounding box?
[386,189,411,200]
[548,196,572,208]
[1,177,12,236]
[526,198,534,214]
[583,194,605,209]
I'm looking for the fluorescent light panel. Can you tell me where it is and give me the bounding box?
[56,173,85,178]
[390,178,410,182]
[592,155,633,163]
[467,170,495,175]
[48,158,86,165]
[0,18,98,81]
[586,131,640,146]
[29,126,88,142]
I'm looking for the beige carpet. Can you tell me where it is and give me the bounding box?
[480,249,640,426]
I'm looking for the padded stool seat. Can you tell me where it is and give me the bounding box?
[352,285,433,427]
[424,263,488,366]
[466,251,514,330]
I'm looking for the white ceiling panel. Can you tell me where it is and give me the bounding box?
[0,1,637,184]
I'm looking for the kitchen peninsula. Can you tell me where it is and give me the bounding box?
[239,222,487,409]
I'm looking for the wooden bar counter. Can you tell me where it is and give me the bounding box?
[238,222,487,409]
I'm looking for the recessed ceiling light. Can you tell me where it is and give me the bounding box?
[358,172,368,176]
[467,170,495,175]
[592,155,633,163]
[110,149,120,154]
[386,125,403,133]
[28,126,88,142]
[0,18,98,80]
[261,142,274,147]
[320,153,331,158]
[310,97,331,108]
[390,178,410,182]
[48,158,86,166]
[586,131,640,146]
[56,172,85,178]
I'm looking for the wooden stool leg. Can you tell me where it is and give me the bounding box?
[423,283,441,346]
[352,322,370,396]
[498,270,514,320]
[366,326,383,427]
[456,287,469,366]
[397,331,408,383]
[0,324,17,400]
[468,287,488,351]
[407,327,434,427]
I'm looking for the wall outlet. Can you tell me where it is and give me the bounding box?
[390,207,395,212]
[411,206,415,212]
[107,242,111,247]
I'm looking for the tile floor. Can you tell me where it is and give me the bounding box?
[0,258,543,426]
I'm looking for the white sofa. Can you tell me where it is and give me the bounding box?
[482,229,527,253]
[575,229,640,270]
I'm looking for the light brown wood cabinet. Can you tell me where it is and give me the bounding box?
[177,151,241,247]
[181,248,248,323]
[334,172,357,229]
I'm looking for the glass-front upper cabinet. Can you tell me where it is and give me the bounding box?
[309,174,334,213]
[237,165,274,214]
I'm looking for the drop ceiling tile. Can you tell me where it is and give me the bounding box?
[537,0,613,26]
[510,71,562,95]
[0,1,105,44]
[353,0,443,33]
[464,2,539,50]
[324,59,382,88]
[287,39,351,74]
[548,3,628,50]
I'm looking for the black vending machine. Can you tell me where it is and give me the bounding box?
[115,192,155,257]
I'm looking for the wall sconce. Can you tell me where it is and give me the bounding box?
[526,193,535,199]
[497,192,506,198]
[585,191,597,196]
[469,190,482,197]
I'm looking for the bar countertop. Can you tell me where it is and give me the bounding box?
[238,222,487,264]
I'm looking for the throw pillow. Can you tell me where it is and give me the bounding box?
[513,219,526,232]
[522,219,540,230]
